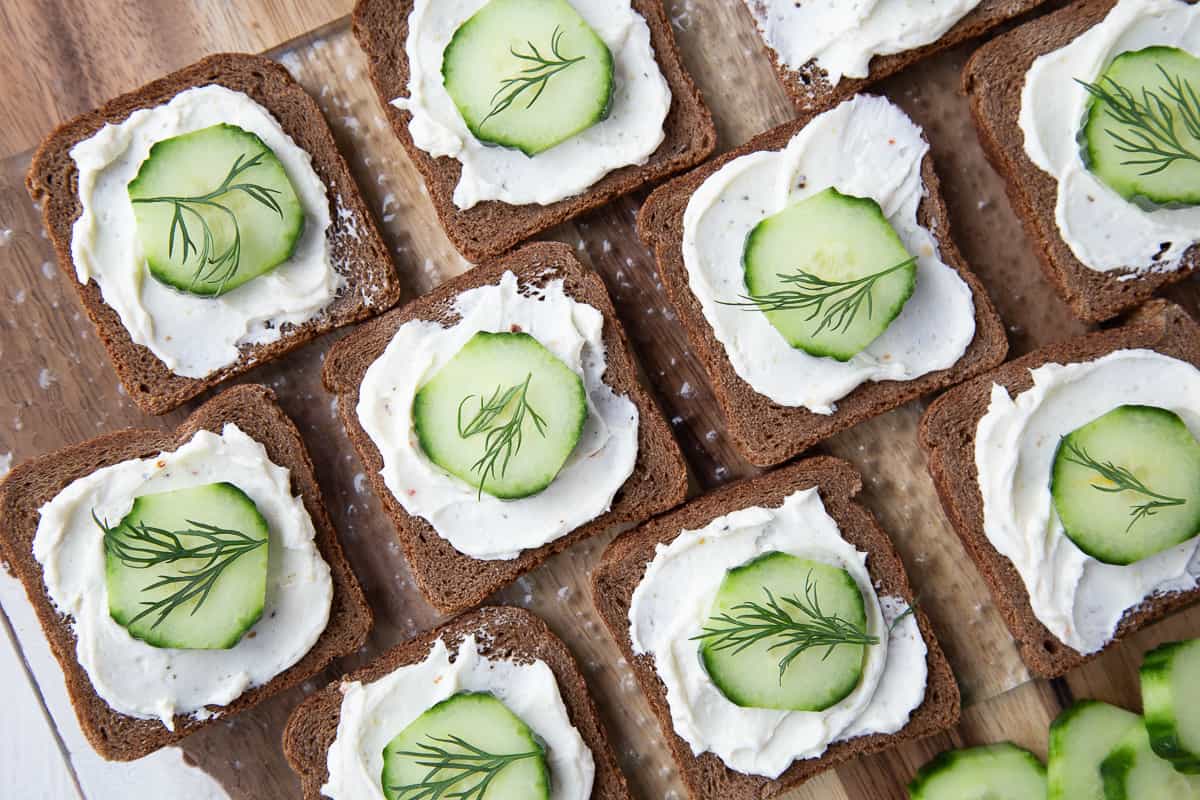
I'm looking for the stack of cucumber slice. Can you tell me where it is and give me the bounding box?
[907,638,1200,799]
[414,331,588,501]
[735,187,917,361]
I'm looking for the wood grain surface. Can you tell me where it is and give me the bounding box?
[1,1,1200,798]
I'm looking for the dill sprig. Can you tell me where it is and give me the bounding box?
[131,150,284,295]
[722,256,917,337]
[1060,440,1186,532]
[388,734,542,800]
[94,511,267,628]
[457,373,548,499]
[1077,65,1200,177]
[480,26,586,130]
[692,571,880,684]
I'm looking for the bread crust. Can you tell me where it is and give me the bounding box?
[0,384,372,760]
[636,112,1008,467]
[25,53,403,415]
[963,0,1200,322]
[282,605,631,800]
[919,300,1200,677]
[351,0,717,263]
[322,241,689,614]
[591,456,961,799]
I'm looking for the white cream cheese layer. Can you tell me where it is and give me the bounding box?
[392,0,671,209]
[628,488,927,778]
[322,635,594,800]
[33,424,333,728]
[681,94,976,413]
[1019,0,1200,274]
[975,349,1200,654]
[356,271,638,560]
[69,84,342,379]
[745,0,983,86]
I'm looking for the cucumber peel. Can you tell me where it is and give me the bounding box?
[1048,700,1141,800]
[908,742,1047,800]
[1142,639,1200,774]
[1100,725,1200,799]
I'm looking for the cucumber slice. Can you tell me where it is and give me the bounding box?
[741,187,916,362]
[1100,725,1200,799]
[442,0,614,157]
[1081,46,1200,208]
[1048,700,1142,800]
[102,482,269,650]
[1051,405,1200,565]
[908,743,1047,800]
[412,331,587,500]
[381,692,550,800]
[697,551,873,712]
[127,123,305,297]
[1142,639,1200,774]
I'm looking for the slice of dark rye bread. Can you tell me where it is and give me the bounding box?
[322,241,688,614]
[591,456,961,799]
[352,0,717,264]
[964,0,1200,323]
[750,0,1048,114]
[637,113,1008,468]
[26,52,403,416]
[919,300,1200,678]
[0,384,372,761]
[283,605,631,800]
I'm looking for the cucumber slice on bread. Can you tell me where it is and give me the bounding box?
[1142,639,1200,774]
[413,331,587,500]
[128,123,305,297]
[381,691,550,800]
[696,551,875,712]
[1081,46,1200,208]
[1048,700,1142,800]
[1101,725,1200,799]
[1051,405,1200,565]
[741,187,916,361]
[100,482,269,650]
[442,0,614,157]
[908,743,1047,800]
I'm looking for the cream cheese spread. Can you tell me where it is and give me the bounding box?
[975,348,1200,654]
[392,0,671,209]
[1018,0,1200,273]
[33,424,333,728]
[69,84,343,379]
[322,635,594,800]
[628,488,928,778]
[356,271,638,561]
[680,94,976,413]
[744,0,984,86]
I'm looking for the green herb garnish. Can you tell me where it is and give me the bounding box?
[130,150,285,295]
[1060,439,1187,532]
[388,734,542,800]
[94,511,267,628]
[692,570,880,684]
[457,373,548,499]
[1077,66,1200,177]
[480,25,586,130]
[722,256,917,337]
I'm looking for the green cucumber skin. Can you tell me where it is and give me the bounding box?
[1048,700,1142,800]
[104,482,269,650]
[442,0,614,157]
[1142,640,1200,774]
[742,187,916,362]
[412,331,587,500]
[699,551,869,713]
[127,123,305,297]
[1050,405,1200,566]
[381,691,550,800]
[1100,745,1138,800]
[908,742,1047,800]
[1082,46,1200,208]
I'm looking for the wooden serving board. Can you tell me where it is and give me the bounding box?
[2,3,1200,798]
